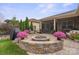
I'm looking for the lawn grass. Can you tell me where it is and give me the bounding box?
[0,39,27,55]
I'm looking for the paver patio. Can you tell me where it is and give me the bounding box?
[17,37,79,55]
[52,39,79,55]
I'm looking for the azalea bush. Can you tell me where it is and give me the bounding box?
[24,29,30,33]
[53,31,67,40]
[17,29,29,39]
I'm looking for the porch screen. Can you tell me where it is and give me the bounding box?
[61,21,73,30]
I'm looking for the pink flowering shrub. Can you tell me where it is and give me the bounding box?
[17,29,29,39]
[53,31,67,39]
[24,29,30,33]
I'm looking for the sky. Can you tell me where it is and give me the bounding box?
[0,3,78,20]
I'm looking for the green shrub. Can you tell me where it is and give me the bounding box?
[70,33,79,40]
[73,34,79,40]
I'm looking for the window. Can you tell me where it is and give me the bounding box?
[61,21,73,29]
[62,21,67,29]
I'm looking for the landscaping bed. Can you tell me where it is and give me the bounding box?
[66,30,79,42]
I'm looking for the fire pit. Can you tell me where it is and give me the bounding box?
[20,34,63,54]
[32,35,49,41]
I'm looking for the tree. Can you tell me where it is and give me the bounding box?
[29,22,33,31]
[19,19,23,31]
[0,23,12,34]
[10,17,19,27]
[5,19,11,23]
[11,17,16,26]
[23,21,26,30]
[19,19,27,31]
[25,17,29,29]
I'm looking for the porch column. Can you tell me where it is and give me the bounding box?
[39,21,42,33]
[54,18,56,31]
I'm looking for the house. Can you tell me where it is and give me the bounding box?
[29,18,41,33]
[39,6,79,33]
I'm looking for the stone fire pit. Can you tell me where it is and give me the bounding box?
[32,35,49,41]
[20,34,63,54]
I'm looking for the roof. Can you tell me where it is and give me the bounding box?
[39,9,79,21]
[29,18,40,23]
